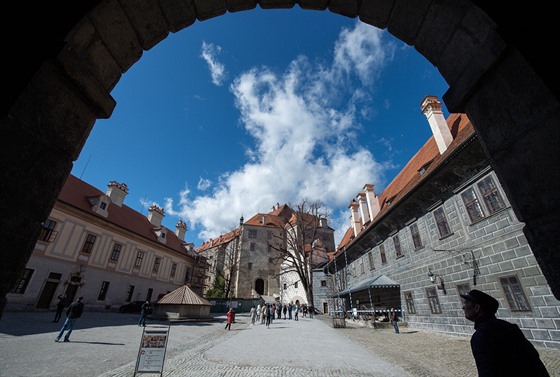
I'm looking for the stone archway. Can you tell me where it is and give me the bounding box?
[1,1,558,316]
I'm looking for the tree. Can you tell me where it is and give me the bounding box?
[269,200,332,309]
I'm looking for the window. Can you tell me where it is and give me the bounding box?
[433,207,452,238]
[81,234,96,254]
[170,263,177,278]
[110,243,122,261]
[368,251,375,270]
[152,257,161,273]
[267,231,273,239]
[10,268,34,294]
[426,287,442,314]
[125,285,135,302]
[393,235,403,258]
[250,242,255,251]
[184,270,190,284]
[147,288,153,302]
[248,229,257,239]
[404,291,416,314]
[379,244,387,264]
[478,176,506,214]
[99,201,107,210]
[98,281,110,300]
[321,280,327,287]
[248,262,252,270]
[500,275,531,311]
[134,251,144,268]
[268,257,274,263]
[38,219,57,242]
[359,258,364,274]
[283,283,287,289]
[409,223,423,250]
[294,282,298,288]
[461,187,486,222]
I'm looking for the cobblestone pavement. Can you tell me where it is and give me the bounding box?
[1,311,558,377]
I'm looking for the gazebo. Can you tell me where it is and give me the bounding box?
[152,285,212,320]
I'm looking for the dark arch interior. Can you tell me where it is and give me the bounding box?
[1,1,558,316]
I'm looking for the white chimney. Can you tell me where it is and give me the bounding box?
[349,199,361,237]
[363,184,380,221]
[175,220,187,241]
[357,192,370,225]
[147,205,164,227]
[106,181,128,207]
[421,95,453,154]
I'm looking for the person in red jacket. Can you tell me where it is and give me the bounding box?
[225,308,235,330]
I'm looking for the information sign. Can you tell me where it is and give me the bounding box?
[134,325,170,376]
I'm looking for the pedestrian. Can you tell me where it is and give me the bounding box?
[138,300,151,327]
[250,305,257,325]
[460,289,550,376]
[288,302,293,320]
[256,303,261,323]
[261,304,267,324]
[55,296,84,342]
[52,294,67,323]
[294,303,299,321]
[276,303,282,320]
[283,304,287,319]
[308,305,314,319]
[352,306,358,321]
[390,308,399,334]
[225,308,235,330]
[265,304,272,328]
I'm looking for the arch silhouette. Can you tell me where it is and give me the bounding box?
[1,1,558,315]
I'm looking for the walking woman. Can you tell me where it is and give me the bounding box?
[225,308,235,330]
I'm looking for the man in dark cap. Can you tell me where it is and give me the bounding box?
[461,289,549,376]
[55,296,84,342]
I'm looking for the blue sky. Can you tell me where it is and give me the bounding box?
[71,7,449,248]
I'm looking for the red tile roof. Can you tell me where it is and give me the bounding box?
[337,113,474,250]
[58,174,191,256]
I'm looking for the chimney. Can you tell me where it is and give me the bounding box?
[363,184,380,221]
[106,181,128,207]
[147,205,164,227]
[421,95,453,154]
[357,192,370,225]
[349,199,361,237]
[175,220,187,241]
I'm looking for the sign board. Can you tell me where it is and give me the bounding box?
[134,325,170,376]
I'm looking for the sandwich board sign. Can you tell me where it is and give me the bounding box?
[134,325,170,376]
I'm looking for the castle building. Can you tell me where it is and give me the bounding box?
[6,174,207,312]
[197,203,335,307]
[326,96,560,348]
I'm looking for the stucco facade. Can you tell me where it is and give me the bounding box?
[6,175,207,313]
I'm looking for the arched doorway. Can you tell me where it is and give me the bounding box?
[255,278,264,295]
[1,2,558,316]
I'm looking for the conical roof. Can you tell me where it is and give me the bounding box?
[157,285,211,306]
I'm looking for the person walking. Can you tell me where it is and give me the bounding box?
[55,296,84,342]
[250,305,257,325]
[256,304,261,323]
[288,302,293,320]
[265,304,272,328]
[52,294,67,323]
[225,308,235,330]
[283,304,287,319]
[390,308,400,334]
[460,289,550,377]
[294,303,299,321]
[138,300,151,327]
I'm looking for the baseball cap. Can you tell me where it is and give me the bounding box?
[460,289,499,313]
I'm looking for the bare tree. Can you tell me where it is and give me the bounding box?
[269,200,332,309]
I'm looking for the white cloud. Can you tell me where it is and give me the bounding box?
[170,21,397,244]
[200,41,226,86]
[197,178,212,191]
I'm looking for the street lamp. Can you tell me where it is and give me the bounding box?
[427,268,447,294]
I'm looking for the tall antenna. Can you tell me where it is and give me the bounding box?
[79,154,92,179]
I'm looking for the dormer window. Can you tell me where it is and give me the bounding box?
[89,195,109,218]
[99,202,107,210]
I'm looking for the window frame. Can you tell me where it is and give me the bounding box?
[409,222,423,250]
[379,244,387,264]
[500,275,531,311]
[152,257,161,273]
[10,268,34,294]
[248,229,257,239]
[404,291,416,314]
[97,281,110,300]
[393,234,403,258]
[110,243,122,261]
[134,251,144,268]
[81,233,97,254]
[38,219,57,242]
[170,263,177,278]
[368,251,375,270]
[433,207,452,238]
[426,287,442,314]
